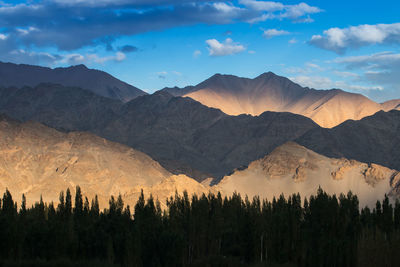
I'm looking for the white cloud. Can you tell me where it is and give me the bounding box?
[246,13,274,23]
[206,38,245,56]
[284,62,323,75]
[193,50,202,58]
[333,52,400,97]
[86,51,126,64]
[155,70,182,79]
[213,2,242,13]
[7,49,62,65]
[239,0,284,12]
[63,54,85,65]
[282,3,321,19]
[115,51,126,61]
[294,15,314,23]
[333,52,400,86]
[57,52,126,65]
[262,29,290,38]
[305,62,321,69]
[51,0,124,6]
[288,38,297,44]
[310,23,400,53]
[290,75,383,91]
[241,1,322,23]
[0,33,7,40]
[334,51,400,69]
[290,75,333,89]
[16,26,39,35]
[334,71,360,79]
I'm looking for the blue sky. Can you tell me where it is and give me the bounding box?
[1,0,399,101]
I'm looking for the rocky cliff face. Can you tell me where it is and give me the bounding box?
[214,142,399,207]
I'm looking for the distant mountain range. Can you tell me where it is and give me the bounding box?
[0,61,147,101]
[2,61,398,128]
[161,72,400,128]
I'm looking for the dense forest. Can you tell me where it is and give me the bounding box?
[0,187,399,267]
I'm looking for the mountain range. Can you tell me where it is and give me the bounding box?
[0,84,318,180]
[1,114,398,209]
[161,72,400,128]
[0,61,399,207]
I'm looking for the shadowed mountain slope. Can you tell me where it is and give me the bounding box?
[100,91,319,180]
[0,61,147,101]
[161,72,399,128]
[296,110,400,171]
[0,83,122,131]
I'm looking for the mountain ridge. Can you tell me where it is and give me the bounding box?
[0,83,319,180]
[160,72,399,128]
[0,61,147,101]
[1,81,399,181]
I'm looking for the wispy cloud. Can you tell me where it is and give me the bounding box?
[193,50,202,58]
[242,1,322,23]
[334,52,400,95]
[262,29,290,38]
[3,48,128,66]
[290,75,383,92]
[310,23,400,53]
[239,0,284,12]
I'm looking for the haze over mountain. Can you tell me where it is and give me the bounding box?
[0,114,211,209]
[0,61,147,101]
[214,142,400,207]
[161,72,399,128]
[297,110,400,172]
[0,84,318,180]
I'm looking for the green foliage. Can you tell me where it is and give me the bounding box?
[0,188,399,266]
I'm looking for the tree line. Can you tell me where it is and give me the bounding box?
[0,187,399,267]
